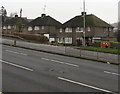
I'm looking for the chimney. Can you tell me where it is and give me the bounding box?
[81,12,86,16]
[41,14,46,18]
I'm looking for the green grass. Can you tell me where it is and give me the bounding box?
[3,37,120,54]
[76,46,119,54]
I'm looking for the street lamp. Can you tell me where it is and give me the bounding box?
[83,0,86,47]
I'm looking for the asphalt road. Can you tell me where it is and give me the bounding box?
[1,45,119,93]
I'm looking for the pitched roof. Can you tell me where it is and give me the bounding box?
[63,14,113,28]
[27,15,62,27]
[3,17,28,26]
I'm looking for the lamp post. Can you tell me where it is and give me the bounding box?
[83,0,86,47]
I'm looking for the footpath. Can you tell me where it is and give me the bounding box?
[1,38,120,65]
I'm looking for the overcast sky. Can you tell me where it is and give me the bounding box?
[1,0,119,24]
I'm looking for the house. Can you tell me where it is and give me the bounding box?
[2,15,28,34]
[57,12,114,45]
[23,14,62,42]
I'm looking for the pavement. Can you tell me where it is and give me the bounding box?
[1,45,119,93]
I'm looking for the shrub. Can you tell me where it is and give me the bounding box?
[13,33,49,43]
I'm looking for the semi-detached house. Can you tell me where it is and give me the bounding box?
[57,12,114,45]
[2,15,28,34]
[23,14,62,42]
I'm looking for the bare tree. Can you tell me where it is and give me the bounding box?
[0,6,7,16]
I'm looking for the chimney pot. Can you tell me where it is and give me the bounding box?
[81,12,86,16]
[15,15,18,18]
[41,14,46,18]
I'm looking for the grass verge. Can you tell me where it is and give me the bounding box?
[2,43,119,66]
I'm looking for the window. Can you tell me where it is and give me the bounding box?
[76,27,83,32]
[42,26,44,30]
[28,26,33,31]
[60,28,62,33]
[65,37,72,44]
[34,26,39,30]
[49,38,55,43]
[65,27,72,32]
[3,26,6,30]
[108,28,112,31]
[58,37,63,43]
[8,25,11,29]
[87,27,91,31]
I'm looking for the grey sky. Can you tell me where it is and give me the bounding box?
[1,0,119,24]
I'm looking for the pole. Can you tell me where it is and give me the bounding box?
[83,0,86,46]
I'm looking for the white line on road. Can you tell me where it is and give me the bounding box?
[104,71,120,76]
[0,59,34,72]
[5,50,28,56]
[42,58,79,67]
[58,77,114,93]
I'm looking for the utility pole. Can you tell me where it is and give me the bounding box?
[83,0,86,46]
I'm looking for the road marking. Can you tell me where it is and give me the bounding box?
[42,58,79,67]
[0,59,34,72]
[5,50,28,56]
[58,77,114,93]
[104,71,120,76]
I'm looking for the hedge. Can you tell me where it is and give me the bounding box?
[13,33,49,43]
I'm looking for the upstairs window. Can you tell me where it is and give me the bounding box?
[76,27,83,32]
[87,27,91,31]
[41,26,44,30]
[8,25,11,29]
[60,28,62,33]
[28,26,32,31]
[34,26,39,30]
[108,28,112,31]
[3,26,7,30]
[65,27,72,32]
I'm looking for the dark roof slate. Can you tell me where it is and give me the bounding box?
[3,17,28,26]
[27,15,62,27]
[63,14,113,28]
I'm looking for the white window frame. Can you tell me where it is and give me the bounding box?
[34,26,40,31]
[108,28,112,31]
[65,27,72,32]
[28,26,33,31]
[87,27,91,31]
[8,25,11,29]
[58,37,63,43]
[65,37,72,44]
[42,26,44,30]
[76,27,83,32]
[3,26,7,30]
[60,28,62,33]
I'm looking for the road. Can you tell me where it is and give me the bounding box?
[1,45,119,93]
